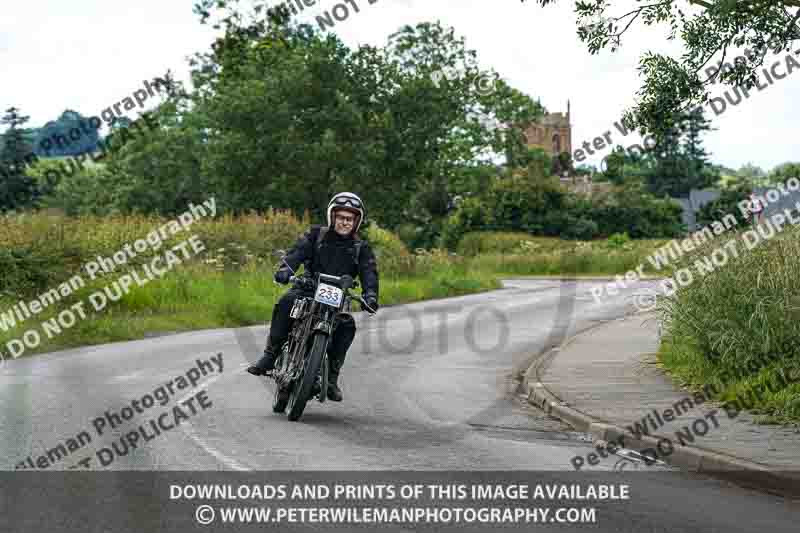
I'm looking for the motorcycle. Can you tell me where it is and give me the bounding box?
[269,271,376,421]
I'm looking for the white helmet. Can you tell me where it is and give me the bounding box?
[327,192,365,232]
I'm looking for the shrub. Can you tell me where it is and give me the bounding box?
[456,231,535,256]
[362,221,414,277]
[562,218,599,240]
[696,183,751,227]
[583,187,685,238]
[0,209,311,299]
[606,232,632,249]
[439,196,492,250]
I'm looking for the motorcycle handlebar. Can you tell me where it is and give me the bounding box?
[289,276,375,315]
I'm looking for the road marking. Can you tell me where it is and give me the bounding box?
[176,363,253,471]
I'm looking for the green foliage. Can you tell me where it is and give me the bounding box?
[41,164,121,216]
[768,162,800,185]
[0,107,40,212]
[441,174,684,248]
[529,0,800,133]
[439,196,492,250]
[0,209,309,300]
[146,14,540,231]
[658,223,800,422]
[603,146,626,185]
[25,159,72,199]
[562,218,599,241]
[455,231,669,276]
[605,232,632,250]
[643,107,719,198]
[456,231,539,256]
[582,186,685,238]
[362,221,416,277]
[34,110,100,157]
[487,174,566,235]
[696,182,752,227]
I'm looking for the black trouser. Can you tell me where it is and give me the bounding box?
[266,288,357,378]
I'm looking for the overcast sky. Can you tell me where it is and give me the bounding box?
[1,0,797,171]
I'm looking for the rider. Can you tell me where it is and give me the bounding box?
[247,192,380,402]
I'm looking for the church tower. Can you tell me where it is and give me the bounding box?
[523,100,572,159]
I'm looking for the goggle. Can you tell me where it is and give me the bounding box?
[333,196,362,209]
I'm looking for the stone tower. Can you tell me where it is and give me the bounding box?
[523,100,572,158]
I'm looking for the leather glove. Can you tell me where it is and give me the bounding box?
[364,295,379,313]
[274,269,291,285]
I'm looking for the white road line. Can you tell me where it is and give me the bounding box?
[176,362,253,471]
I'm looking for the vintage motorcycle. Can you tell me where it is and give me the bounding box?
[270,271,376,421]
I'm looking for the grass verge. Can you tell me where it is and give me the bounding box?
[0,264,500,360]
[656,221,800,424]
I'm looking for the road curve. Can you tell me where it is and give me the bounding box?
[1,279,798,532]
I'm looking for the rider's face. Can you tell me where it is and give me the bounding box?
[333,210,358,236]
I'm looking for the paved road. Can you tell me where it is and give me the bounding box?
[1,279,798,532]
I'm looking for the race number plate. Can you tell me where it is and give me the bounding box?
[314,282,343,307]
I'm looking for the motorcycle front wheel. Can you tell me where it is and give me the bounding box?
[272,383,290,413]
[287,332,328,421]
[271,349,290,413]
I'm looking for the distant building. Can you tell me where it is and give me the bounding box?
[677,185,800,233]
[676,189,721,233]
[523,100,572,159]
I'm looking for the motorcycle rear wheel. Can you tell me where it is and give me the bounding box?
[287,332,328,421]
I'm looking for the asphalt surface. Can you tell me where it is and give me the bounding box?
[1,279,798,532]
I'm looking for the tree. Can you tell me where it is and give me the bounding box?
[0,107,39,211]
[696,181,752,227]
[643,107,717,197]
[735,162,769,186]
[603,146,628,185]
[181,4,542,231]
[603,145,653,186]
[552,151,573,177]
[768,162,800,184]
[35,110,101,157]
[527,0,800,132]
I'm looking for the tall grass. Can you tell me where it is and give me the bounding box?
[458,231,668,276]
[0,215,671,362]
[657,222,800,423]
[0,211,499,359]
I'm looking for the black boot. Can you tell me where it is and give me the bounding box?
[327,374,343,402]
[247,348,277,376]
[327,352,345,402]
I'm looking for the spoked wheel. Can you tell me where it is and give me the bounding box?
[271,350,290,413]
[272,383,290,413]
[319,353,329,403]
[287,332,328,422]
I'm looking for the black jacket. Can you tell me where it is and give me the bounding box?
[280,225,379,300]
